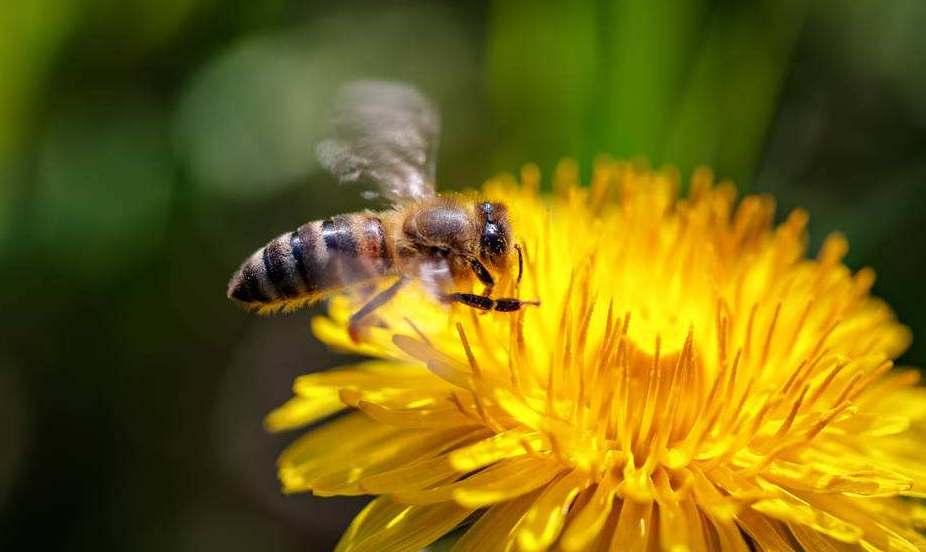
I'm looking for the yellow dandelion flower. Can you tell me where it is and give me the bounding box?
[267,159,926,552]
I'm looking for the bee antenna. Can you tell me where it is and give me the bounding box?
[515,243,523,284]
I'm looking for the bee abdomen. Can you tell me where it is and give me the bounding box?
[228,214,392,306]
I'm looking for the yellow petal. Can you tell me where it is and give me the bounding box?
[678,495,710,552]
[293,361,442,396]
[751,494,863,544]
[704,509,752,552]
[392,335,473,389]
[493,388,543,430]
[560,471,618,552]
[268,361,444,433]
[309,428,474,496]
[516,469,590,552]
[264,394,344,433]
[831,413,910,437]
[356,398,479,429]
[792,492,919,552]
[735,508,799,552]
[334,497,473,552]
[448,491,540,552]
[789,523,864,552]
[688,467,740,521]
[451,458,562,509]
[611,498,654,552]
[392,455,561,507]
[817,472,912,497]
[335,496,408,552]
[278,413,394,473]
[448,428,540,472]
[654,469,693,552]
[312,315,386,357]
[359,430,488,494]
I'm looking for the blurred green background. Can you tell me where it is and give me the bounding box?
[1,1,924,550]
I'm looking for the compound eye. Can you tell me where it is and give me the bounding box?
[481,223,506,256]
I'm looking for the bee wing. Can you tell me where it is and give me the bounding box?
[316,81,439,203]
[416,257,453,303]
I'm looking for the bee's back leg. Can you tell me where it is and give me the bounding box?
[349,276,407,342]
[444,292,539,312]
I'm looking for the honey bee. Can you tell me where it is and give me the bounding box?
[227,81,538,339]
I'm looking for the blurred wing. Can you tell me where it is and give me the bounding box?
[417,257,453,303]
[316,81,439,202]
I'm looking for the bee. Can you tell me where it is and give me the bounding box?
[227,81,538,339]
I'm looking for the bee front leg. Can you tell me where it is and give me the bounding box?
[467,257,495,296]
[349,276,407,343]
[444,293,540,312]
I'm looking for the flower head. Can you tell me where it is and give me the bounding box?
[267,159,926,552]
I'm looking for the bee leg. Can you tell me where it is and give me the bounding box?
[514,243,523,284]
[467,257,495,296]
[444,293,540,312]
[349,277,407,343]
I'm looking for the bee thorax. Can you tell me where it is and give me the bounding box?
[404,205,475,250]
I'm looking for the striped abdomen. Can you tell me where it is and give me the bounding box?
[227,214,393,309]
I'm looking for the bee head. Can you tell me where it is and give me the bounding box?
[477,201,512,270]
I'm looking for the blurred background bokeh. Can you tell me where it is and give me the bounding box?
[1,1,924,550]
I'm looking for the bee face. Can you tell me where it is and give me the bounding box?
[478,202,512,270]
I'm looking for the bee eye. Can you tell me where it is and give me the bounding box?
[481,223,506,256]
